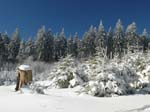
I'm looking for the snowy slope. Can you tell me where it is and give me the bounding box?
[0,85,150,112]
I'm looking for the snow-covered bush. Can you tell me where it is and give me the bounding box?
[30,83,45,94]
[0,63,18,85]
[44,53,150,97]
[82,59,139,96]
[48,55,88,88]
[71,52,150,97]
[0,70,16,86]
[56,73,73,88]
[85,81,105,96]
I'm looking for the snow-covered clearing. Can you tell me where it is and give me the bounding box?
[0,85,150,112]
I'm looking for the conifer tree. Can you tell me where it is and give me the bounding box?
[113,19,124,58]
[8,28,21,62]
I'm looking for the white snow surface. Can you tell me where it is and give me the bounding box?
[0,85,150,112]
[18,64,31,71]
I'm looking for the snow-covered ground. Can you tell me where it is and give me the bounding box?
[0,85,150,112]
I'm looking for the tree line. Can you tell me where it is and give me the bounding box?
[0,19,150,65]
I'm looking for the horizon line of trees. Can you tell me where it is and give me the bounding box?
[0,19,150,65]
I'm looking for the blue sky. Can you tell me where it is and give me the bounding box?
[0,0,150,39]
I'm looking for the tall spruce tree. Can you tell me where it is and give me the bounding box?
[113,19,124,58]
[67,35,74,55]
[53,33,60,61]
[126,22,138,53]
[25,38,34,58]
[1,32,10,62]
[17,40,26,62]
[35,26,47,61]
[8,28,21,62]
[45,29,54,62]
[83,25,96,57]
[73,32,80,57]
[141,28,148,52]
[59,28,67,57]
[0,33,4,63]
[107,27,113,58]
[95,21,106,56]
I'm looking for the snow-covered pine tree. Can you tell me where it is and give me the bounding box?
[106,27,113,59]
[46,29,54,62]
[24,37,34,58]
[82,25,96,57]
[94,20,106,57]
[35,26,48,61]
[59,28,67,58]
[141,28,149,52]
[16,40,26,62]
[8,28,21,62]
[1,32,10,62]
[67,35,74,55]
[113,19,124,58]
[0,33,4,64]
[53,33,61,61]
[77,39,85,59]
[125,22,138,53]
[72,32,80,57]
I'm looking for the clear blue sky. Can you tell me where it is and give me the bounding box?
[0,0,150,39]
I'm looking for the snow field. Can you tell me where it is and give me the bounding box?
[0,85,150,112]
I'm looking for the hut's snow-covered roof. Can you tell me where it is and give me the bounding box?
[18,65,31,71]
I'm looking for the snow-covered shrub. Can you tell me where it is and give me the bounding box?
[0,62,18,85]
[48,55,88,88]
[83,66,138,96]
[80,53,143,97]
[0,62,17,71]
[85,81,105,96]
[0,70,16,86]
[56,73,74,88]
[30,83,45,94]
